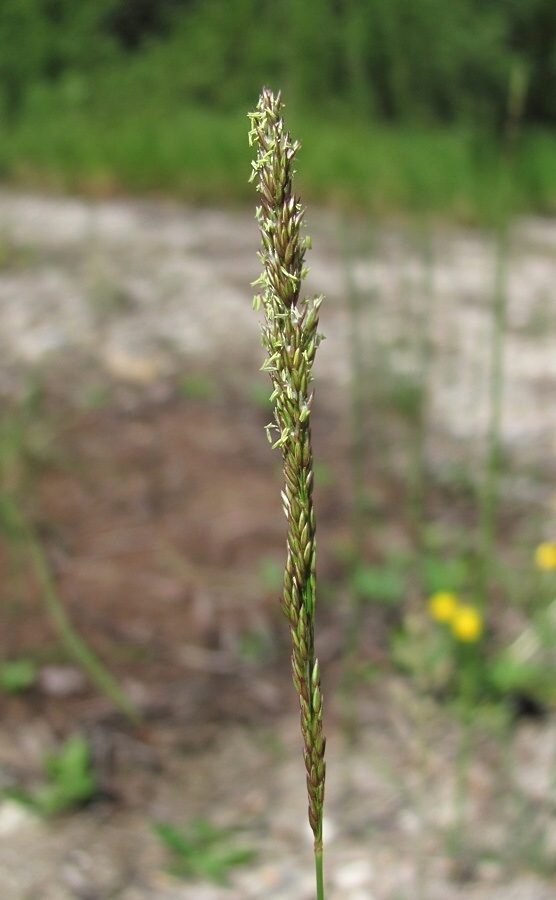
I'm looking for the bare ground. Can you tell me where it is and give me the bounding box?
[1,191,556,898]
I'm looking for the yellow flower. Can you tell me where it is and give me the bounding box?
[451,604,483,642]
[428,591,459,623]
[535,541,556,571]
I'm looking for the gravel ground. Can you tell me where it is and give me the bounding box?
[3,688,556,899]
[0,190,555,465]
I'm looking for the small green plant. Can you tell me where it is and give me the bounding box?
[392,588,484,700]
[7,734,97,816]
[249,88,327,899]
[0,656,37,693]
[153,818,256,884]
[392,534,556,715]
[488,541,556,709]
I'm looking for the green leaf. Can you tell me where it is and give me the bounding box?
[6,734,97,816]
[153,822,197,858]
[421,556,469,593]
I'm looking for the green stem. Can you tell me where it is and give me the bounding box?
[451,706,473,856]
[315,847,325,900]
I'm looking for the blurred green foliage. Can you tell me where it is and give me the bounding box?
[0,657,37,693]
[7,734,97,816]
[153,817,256,884]
[1,0,555,127]
[1,2,556,215]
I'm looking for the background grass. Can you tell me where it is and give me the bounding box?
[1,0,556,222]
[4,97,556,223]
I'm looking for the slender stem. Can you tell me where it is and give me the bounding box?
[338,218,366,742]
[407,222,434,561]
[477,225,507,611]
[344,221,367,582]
[476,61,527,610]
[0,492,142,725]
[315,847,325,900]
[451,705,473,857]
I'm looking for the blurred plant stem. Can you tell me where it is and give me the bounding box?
[0,492,142,725]
[476,60,528,611]
[406,221,434,562]
[337,217,368,743]
[476,226,508,612]
[342,219,369,648]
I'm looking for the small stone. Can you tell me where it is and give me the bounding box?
[0,800,37,835]
[38,665,87,698]
[476,859,504,883]
[398,808,421,834]
[334,857,374,890]
[101,344,164,383]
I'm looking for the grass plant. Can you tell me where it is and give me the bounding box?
[249,87,326,899]
[6,733,97,816]
[153,818,256,884]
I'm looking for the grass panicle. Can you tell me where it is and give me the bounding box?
[248,87,326,894]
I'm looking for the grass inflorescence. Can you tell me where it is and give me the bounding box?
[249,87,326,897]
